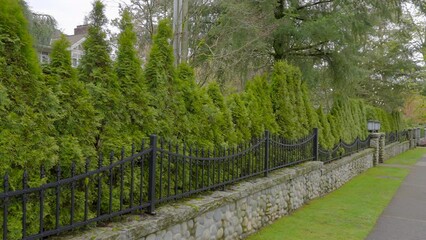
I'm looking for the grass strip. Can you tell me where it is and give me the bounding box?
[383,147,425,165]
[247,148,426,240]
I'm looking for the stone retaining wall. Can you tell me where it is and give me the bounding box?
[383,141,410,161]
[63,149,375,240]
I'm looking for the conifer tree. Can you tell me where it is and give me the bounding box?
[44,35,98,165]
[290,69,309,136]
[391,111,403,131]
[271,61,297,139]
[317,107,334,149]
[328,114,341,145]
[207,82,237,146]
[244,76,279,136]
[177,63,197,113]
[115,8,154,143]
[329,98,371,143]
[0,0,58,177]
[357,100,368,139]
[193,88,223,147]
[344,101,354,141]
[350,100,364,139]
[376,108,391,132]
[301,83,319,132]
[79,0,123,153]
[145,19,188,141]
[145,19,174,97]
[227,93,251,142]
[0,1,59,238]
[176,63,218,148]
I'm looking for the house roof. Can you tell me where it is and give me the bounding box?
[65,34,86,46]
[47,25,88,50]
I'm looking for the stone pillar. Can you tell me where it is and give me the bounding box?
[423,128,426,145]
[408,129,415,149]
[369,133,382,166]
[416,128,420,146]
[378,133,385,163]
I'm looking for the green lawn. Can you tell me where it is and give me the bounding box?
[247,148,426,240]
[384,148,425,165]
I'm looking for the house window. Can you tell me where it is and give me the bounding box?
[72,58,78,67]
[40,52,50,64]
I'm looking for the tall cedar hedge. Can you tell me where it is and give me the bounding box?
[145,19,189,142]
[0,0,405,170]
[43,35,98,166]
[0,0,61,238]
[78,0,124,153]
[115,8,154,147]
[0,1,406,238]
[0,0,59,183]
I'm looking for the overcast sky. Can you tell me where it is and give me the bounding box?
[26,0,131,35]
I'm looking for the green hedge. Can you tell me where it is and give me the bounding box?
[0,1,405,238]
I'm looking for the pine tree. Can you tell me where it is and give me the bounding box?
[79,0,124,153]
[115,8,154,143]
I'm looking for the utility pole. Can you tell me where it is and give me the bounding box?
[173,0,188,66]
[181,0,189,63]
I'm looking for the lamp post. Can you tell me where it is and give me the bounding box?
[368,120,381,133]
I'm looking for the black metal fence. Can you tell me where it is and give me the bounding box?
[385,130,410,145]
[0,128,373,239]
[318,136,371,163]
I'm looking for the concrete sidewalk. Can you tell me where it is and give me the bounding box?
[366,155,426,240]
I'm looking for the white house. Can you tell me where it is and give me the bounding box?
[37,25,88,68]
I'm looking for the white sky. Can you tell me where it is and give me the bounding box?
[26,0,131,35]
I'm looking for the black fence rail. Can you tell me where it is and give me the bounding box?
[1,142,154,240]
[385,130,410,145]
[398,130,410,142]
[268,132,316,171]
[385,131,398,145]
[154,134,269,204]
[0,128,374,239]
[318,136,371,163]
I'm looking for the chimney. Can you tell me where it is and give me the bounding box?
[74,25,89,35]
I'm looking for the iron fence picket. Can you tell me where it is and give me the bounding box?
[39,166,45,236]
[319,136,370,163]
[385,131,398,145]
[71,162,76,225]
[3,174,8,240]
[0,129,377,239]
